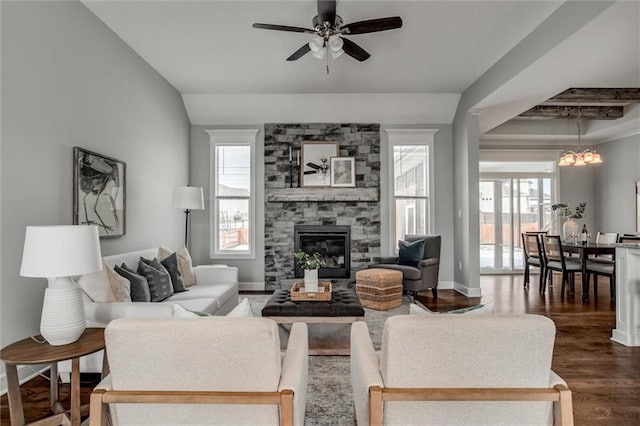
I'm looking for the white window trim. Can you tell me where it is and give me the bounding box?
[385,128,438,255]
[207,129,259,259]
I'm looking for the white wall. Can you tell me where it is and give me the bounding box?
[190,121,455,286]
[1,0,190,388]
[594,134,640,234]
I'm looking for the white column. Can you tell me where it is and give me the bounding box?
[611,246,640,346]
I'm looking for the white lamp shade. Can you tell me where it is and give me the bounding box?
[172,186,204,210]
[20,225,102,278]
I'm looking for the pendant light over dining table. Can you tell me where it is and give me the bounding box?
[558,107,603,166]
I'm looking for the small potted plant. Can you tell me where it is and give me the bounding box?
[552,202,586,240]
[294,250,325,293]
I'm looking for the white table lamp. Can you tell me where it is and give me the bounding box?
[172,186,204,248]
[20,225,102,346]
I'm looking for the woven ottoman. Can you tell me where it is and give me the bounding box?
[356,268,403,310]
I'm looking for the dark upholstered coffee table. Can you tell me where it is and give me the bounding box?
[262,288,365,355]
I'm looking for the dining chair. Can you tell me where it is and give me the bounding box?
[585,235,638,305]
[521,232,547,292]
[541,235,581,298]
[588,232,618,263]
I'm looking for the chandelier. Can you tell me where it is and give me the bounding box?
[558,108,603,166]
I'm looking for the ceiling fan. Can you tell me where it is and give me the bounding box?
[252,0,402,64]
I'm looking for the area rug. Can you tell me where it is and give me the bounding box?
[244,294,412,426]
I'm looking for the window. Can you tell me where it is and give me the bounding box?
[207,129,258,259]
[478,154,557,273]
[386,129,437,253]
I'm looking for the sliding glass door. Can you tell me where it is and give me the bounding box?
[479,161,555,273]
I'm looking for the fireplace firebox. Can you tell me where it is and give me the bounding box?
[294,225,351,279]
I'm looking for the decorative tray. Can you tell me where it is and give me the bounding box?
[291,281,332,301]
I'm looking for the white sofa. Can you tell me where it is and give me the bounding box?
[60,247,239,381]
[86,248,239,324]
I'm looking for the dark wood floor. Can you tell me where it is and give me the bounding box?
[2,274,639,425]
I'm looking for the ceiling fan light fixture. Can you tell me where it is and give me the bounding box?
[253,1,401,64]
[328,35,343,51]
[311,48,326,60]
[330,48,344,59]
[309,36,324,53]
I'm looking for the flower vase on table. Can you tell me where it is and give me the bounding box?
[303,269,319,293]
[563,219,579,242]
[553,202,587,242]
[294,250,325,294]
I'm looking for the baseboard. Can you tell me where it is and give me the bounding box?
[0,364,48,396]
[453,282,483,298]
[239,281,265,291]
[437,280,455,290]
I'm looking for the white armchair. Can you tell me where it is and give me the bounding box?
[351,315,573,426]
[90,318,308,426]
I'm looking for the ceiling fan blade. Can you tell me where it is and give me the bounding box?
[341,17,403,35]
[252,23,315,34]
[287,44,312,61]
[317,0,336,25]
[341,38,371,62]
[306,162,322,170]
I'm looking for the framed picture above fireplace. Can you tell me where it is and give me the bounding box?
[330,157,356,188]
[301,141,339,187]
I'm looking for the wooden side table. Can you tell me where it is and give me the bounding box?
[0,328,106,426]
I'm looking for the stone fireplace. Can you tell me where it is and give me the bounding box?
[294,225,351,279]
[264,123,381,290]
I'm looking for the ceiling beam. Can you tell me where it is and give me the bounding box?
[545,88,640,104]
[518,105,623,120]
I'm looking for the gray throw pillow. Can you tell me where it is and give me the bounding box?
[138,258,174,302]
[398,238,425,267]
[115,264,151,302]
[159,252,187,293]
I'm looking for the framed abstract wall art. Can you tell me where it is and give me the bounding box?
[73,147,126,238]
[330,157,356,187]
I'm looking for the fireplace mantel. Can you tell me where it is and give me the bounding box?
[266,188,378,202]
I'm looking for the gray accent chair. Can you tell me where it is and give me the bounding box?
[370,235,441,299]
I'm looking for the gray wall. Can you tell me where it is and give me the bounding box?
[381,124,455,284]
[1,0,190,384]
[594,134,640,234]
[451,1,612,295]
[190,125,266,284]
[558,165,597,236]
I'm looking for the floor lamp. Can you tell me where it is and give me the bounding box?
[172,186,204,249]
[20,225,102,346]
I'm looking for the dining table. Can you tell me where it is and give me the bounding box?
[562,240,617,302]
